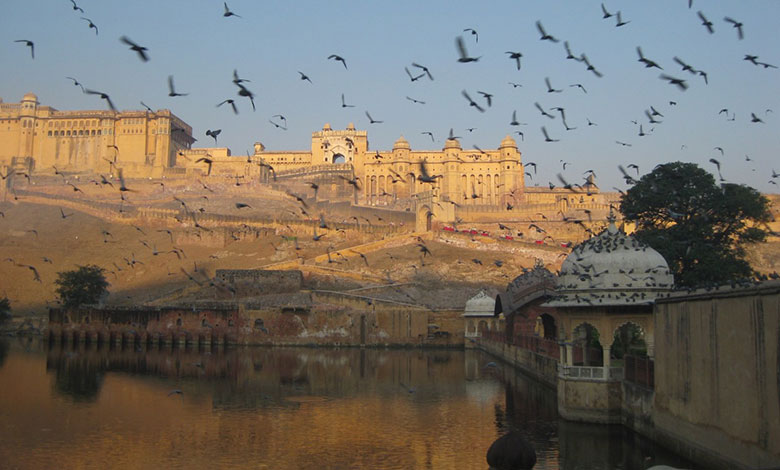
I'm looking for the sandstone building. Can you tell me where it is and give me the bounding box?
[0,93,194,177]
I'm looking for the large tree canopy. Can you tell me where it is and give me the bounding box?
[620,162,771,288]
[54,265,109,310]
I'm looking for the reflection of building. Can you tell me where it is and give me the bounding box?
[463,290,498,345]
[0,93,194,176]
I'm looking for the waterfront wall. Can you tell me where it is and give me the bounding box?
[652,282,780,469]
[47,300,464,348]
[475,337,559,388]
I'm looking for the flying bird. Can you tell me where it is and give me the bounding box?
[659,74,688,91]
[601,3,613,19]
[637,47,663,69]
[66,76,85,92]
[340,93,355,108]
[328,54,348,69]
[411,63,434,80]
[406,96,425,105]
[404,66,425,82]
[298,71,312,83]
[545,77,562,93]
[85,89,117,111]
[506,51,523,70]
[365,111,383,124]
[196,156,214,176]
[463,28,478,42]
[80,17,98,35]
[477,91,493,107]
[455,36,480,63]
[461,90,485,112]
[236,83,255,111]
[536,21,559,42]
[724,17,744,40]
[217,99,238,114]
[69,0,84,13]
[615,11,630,27]
[535,102,555,119]
[541,126,559,143]
[167,75,188,97]
[697,11,714,34]
[15,40,34,59]
[206,129,221,145]
[223,2,241,18]
[120,36,149,62]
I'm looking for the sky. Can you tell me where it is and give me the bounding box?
[2,0,779,193]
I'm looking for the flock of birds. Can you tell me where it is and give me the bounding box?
[3,1,779,297]
[6,1,778,192]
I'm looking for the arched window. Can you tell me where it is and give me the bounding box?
[332,153,346,164]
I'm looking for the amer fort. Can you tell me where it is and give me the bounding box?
[2,95,780,469]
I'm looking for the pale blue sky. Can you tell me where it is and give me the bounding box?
[2,0,779,192]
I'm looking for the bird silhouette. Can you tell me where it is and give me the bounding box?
[541,126,559,142]
[328,54,348,69]
[15,40,35,59]
[506,51,523,70]
[223,2,241,18]
[697,11,714,33]
[85,89,117,111]
[298,71,312,83]
[462,90,485,112]
[365,111,383,124]
[455,36,480,63]
[206,129,221,145]
[411,63,434,80]
[637,47,663,69]
[80,17,98,35]
[167,75,188,97]
[724,16,744,40]
[615,11,630,27]
[120,36,149,62]
[340,93,355,108]
[217,99,238,114]
[405,66,425,82]
[236,83,255,111]
[69,0,84,13]
[601,3,613,18]
[536,21,560,42]
[659,74,688,91]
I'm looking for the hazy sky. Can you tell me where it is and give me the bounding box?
[2,0,779,192]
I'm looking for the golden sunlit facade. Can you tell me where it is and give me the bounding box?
[0,93,194,177]
[254,123,525,207]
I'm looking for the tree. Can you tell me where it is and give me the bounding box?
[0,296,10,324]
[620,162,771,288]
[54,265,109,310]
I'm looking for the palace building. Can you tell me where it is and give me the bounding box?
[252,122,526,208]
[0,93,194,177]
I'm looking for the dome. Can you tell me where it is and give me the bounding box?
[545,222,674,307]
[499,135,517,149]
[464,290,496,317]
[393,135,410,150]
[22,92,38,102]
[443,138,461,150]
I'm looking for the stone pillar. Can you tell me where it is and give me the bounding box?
[646,339,655,359]
[565,343,573,366]
[602,346,611,370]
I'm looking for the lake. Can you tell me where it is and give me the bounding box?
[0,338,696,469]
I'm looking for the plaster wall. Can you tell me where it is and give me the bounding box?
[654,284,780,469]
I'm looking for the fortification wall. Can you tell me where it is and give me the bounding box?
[652,282,780,469]
[215,269,303,295]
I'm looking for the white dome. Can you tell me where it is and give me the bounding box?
[464,290,496,316]
[546,223,673,306]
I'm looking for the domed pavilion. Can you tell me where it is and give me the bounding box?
[543,217,674,423]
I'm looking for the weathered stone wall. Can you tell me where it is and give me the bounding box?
[653,282,780,469]
[557,378,623,424]
[476,338,559,388]
[46,301,464,348]
[215,269,303,295]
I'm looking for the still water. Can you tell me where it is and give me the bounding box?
[0,338,696,470]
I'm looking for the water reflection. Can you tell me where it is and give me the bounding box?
[0,339,698,470]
